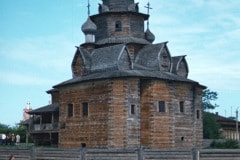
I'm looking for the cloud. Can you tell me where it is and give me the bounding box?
[139,0,240,93]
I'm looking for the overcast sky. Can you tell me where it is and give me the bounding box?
[0,0,240,126]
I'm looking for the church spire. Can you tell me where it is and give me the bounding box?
[26,101,31,110]
[23,101,32,121]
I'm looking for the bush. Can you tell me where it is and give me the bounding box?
[210,139,239,149]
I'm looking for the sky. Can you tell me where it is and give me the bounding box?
[0,0,239,126]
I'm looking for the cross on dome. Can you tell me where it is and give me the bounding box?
[145,1,152,15]
[144,1,152,29]
[87,0,91,16]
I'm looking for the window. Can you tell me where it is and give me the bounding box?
[81,143,86,148]
[115,21,122,31]
[180,101,184,113]
[82,102,88,117]
[68,103,73,118]
[60,123,66,129]
[158,101,166,112]
[196,110,200,119]
[131,104,136,115]
[181,136,185,141]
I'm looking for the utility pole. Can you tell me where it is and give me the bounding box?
[236,108,239,141]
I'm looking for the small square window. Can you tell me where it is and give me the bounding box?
[180,101,184,113]
[68,103,73,117]
[81,143,86,148]
[82,102,88,117]
[196,110,200,119]
[115,21,122,31]
[131,104,136,115]
[158,101,165,112]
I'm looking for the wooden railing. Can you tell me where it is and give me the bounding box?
[0,147,240,160]
[29,122,59,132]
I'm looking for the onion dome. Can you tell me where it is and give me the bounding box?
[98,4,109,13]
[145,28,155,43]
[81,17,97,35]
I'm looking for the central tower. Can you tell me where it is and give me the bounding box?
[89,0,154,47]
[103,0,135,11]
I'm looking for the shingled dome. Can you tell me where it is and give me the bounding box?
[145,28,155,43]
[81,17,97,34]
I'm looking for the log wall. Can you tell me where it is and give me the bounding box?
[58,78,203,149]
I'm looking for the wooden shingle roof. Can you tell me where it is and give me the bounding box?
[56,43,205,88]
[29,103,59,114]
[95,37,150,45]
[54,70,200,88]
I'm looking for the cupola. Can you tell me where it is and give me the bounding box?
[81,17,97,43]
[145,28,155,43]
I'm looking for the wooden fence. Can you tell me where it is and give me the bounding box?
[0,147,240,160]
[199,149,240,160]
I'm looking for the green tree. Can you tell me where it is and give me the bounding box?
[0,123,27,143]
[0,123,11,134]
[202,89,219,111]
[202,88,222,139]
[203,112,221,139]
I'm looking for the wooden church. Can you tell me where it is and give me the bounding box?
[25,0,205,149]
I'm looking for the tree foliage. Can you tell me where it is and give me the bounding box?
[210,139,239,149]
[0,123,27,143]
[202,88,222,139]
[203,112,221,139]
[202,89,219,111]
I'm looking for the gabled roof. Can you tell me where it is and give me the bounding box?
[71,47,91,77]
[29,103,59,114]
[56,41,205,88]
[171,55,189,78]
[135,42,171,71]
[90,44,131,72]
[135,43,165,69]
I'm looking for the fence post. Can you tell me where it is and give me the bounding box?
[30,146,36,160]
[138,146,143,160]
[80,148,86,160]
[192,148,199,160]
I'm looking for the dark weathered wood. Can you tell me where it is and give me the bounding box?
[199,149,240,160]
[23,0,204,150]
[1,148,239,160]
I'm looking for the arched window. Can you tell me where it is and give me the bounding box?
[115,21,122,31]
